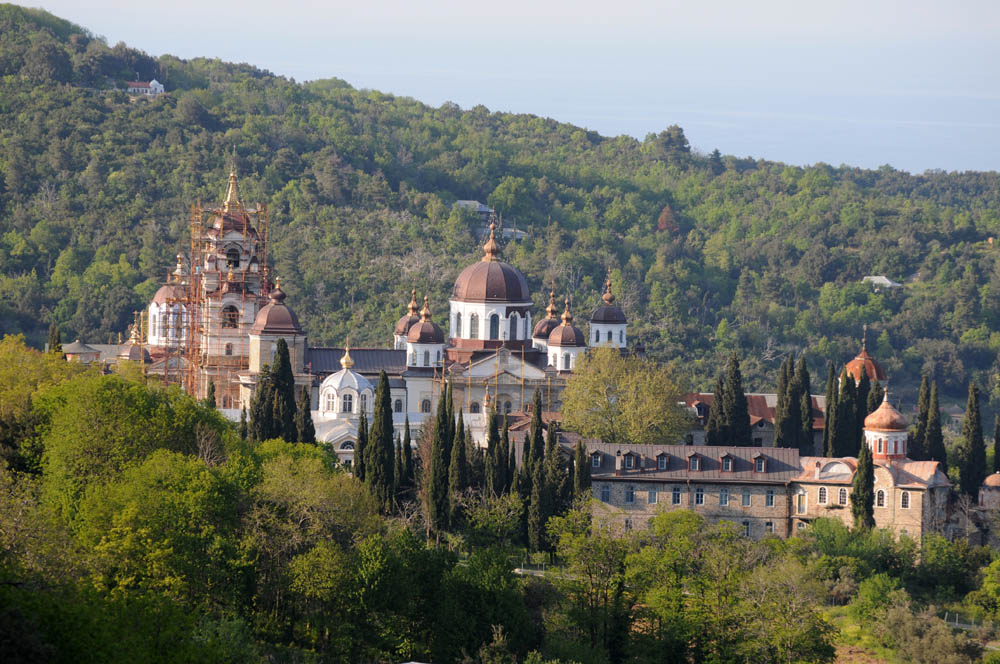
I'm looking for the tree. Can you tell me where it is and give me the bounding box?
[775,356,794,448]
[912,376,930,461]
[573,439,591,500]
[484,403,498,497]
[562,346,688,446]
[47,323,62,354]
[448,410,469,524]
[867,380,883,416]
[852,441,875,530]
[823,363,837,457]
[957,382,986,497]
[721,353,751,445]
[834,370,858,457]
[271,338,297,441]
[354,410,368,481]
[795,356,813,455]
[526,389,545,472]
[855,367,871,448]
[365,371,395,513]
[705,373,726,445]
[994,415,1000,475]
[426,391,451,533]
[402,416,414,489]
[248,365,274,441]
[295,386,315,444]
[239,407,247,440]
[527,464,546,553]
[926,382,946,472]
[202,380,216,409]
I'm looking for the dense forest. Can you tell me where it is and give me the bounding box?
[2,5,1000,412]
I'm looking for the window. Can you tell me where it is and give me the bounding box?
[226,248,240,268]
[657,455,668,470]
[342,394,353,413]
[877,438,883,454]
[765,521,774,534]
[503,401,512,414]
[489,314,500,340]
[619,330,624,344]
[742,521,751,537]
[509,314,519,340]
[563,353,571,370]
[839,488,848,505]
[221,305,239,328]
[600,485,610,502]
[606,330,612,342]
[436,350,441,364]
[624,518,632,531]
[755,457,765,473]
[324,392,335,412]
[672,487,681,504]
[689,456,700,471]
[876,490,886,508]
[469,402,480,414]
[722,456,732,471]
[796,491,807,514]
[901,491,910,509]
[625,454,634,469]
[225,343,233,356]
[410,351,417,365]
[592,453,601,468]
[523,318,529,339]
[423,350,430,366]
[470,314,479,338]
[421,399,431,413]
[695,488,704,505]
[649,489,657,504]
[720,488,729,506]
[593,330,598,343]
[360,394,368,412]
[625,486,635,504]
[394,399,403,413]
[797,522,806,531]
[766,489,775,507]
[818,487,828,504]
[742,490,751,506]
[454,313,462,337]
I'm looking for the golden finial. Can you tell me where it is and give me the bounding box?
[561,297,573,325]
[226,266,235,282]
[482,222,500,262]
[545,291,558,318]
[223,167,241,213]
[602,277,615,305]
[340,339,354,370]
[420,295,432,321]
[275,276,282,291]
[408,289,418,316]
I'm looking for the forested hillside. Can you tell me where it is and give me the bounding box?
[2,5,1000,405]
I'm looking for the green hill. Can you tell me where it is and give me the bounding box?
[1,4,999,403]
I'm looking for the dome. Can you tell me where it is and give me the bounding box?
[547,299,587,347]
[152,283,182,305]
[250,279,303,335]
[394,289,421,336]
[321,346,373,394]
[532,291,561,339]
[407,296,445,344]
[590,278,627,323]
[864,392,907,431]
[845,329,886,382]
[984,473,1000,488]
[452,224,530,303]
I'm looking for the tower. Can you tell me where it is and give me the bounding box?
[863,391,908,460]
[589,278,627,349]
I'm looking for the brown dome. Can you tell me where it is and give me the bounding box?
[590,278,627,323]
[845,330,886,383]
[394,289,421,336]
[152,284,182,305]
[533,291,561,339]
[452,224,530,303]
[864,393,907,431]
[547,298,587,347]
[407,296,445,344]
[250,281,303,335]
[984,473,1000,488]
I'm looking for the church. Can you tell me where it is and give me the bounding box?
[141,170,631,464]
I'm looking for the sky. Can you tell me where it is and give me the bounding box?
[27,0,1000,173]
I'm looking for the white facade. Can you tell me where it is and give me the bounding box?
[449,301,533,343]
[589,322,627,349]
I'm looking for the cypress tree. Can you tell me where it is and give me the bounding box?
[467,424,485,490]
[366,371,396,513]
[912,376,931,461]
[722,353,751,444]
[527,463,546,552]
[445,381,456,458]
[449,410,469,496]
[957,382,986,497]
[867,380,883,416]
[485,404,499,496]
[705,373,726,445]
[203,380,217,409]
[354,410,368,481]
[994,416,1000,474]
[855,367,871,449]
[781,359,804,449]
[795,357,813,454]
[436,383,453,470]
[295,386,315,444]
[573,439,591,499]
[823,362,837,457]
[402,416,414,486]
[394,435,405,496]
[47,323,62,353]
[248,365,274,441]
[271,338,297,441]
[544,420,567,515]
[526,389,544,469]
[775,356,792,446]
[427,391,451,532]
[852,440,875,530]
[926,381,947,472]
[239,407,248,439]
[835,370,858,456]
[507,434,517,495]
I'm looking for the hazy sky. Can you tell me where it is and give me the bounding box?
[28,1,1000,172]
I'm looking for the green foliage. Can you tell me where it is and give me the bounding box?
[364,371,394,513]
[851,442,875,530]
[927,381,947,471]
[957,381,986,496]
[850,573,906,622]
[270,338,296,440]
[294,385,315,443]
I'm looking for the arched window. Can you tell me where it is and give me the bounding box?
[324,392,335,412]
[410,351,417,366]
[619,330,624,344]
[421,399,431,414]
[454,313,462,337]
[225,343,233,356]
[877,438,883,454]
[423,350,430,366]
[504,401,512,414]
[226,248,240,268]
[563,353,571,370]
[394,399,403,413]
[901,491,910,509]
[360,394,368,412]
[818,487,827,504]
[593,330,598,343]
[221,305,239,328]
[342,393,353,413]
[340,441,354,450]
[839,488,848,505]
[876,490,886,508]
[489,314,499,340]
[606,330,612,342]
[470,314,479,339]
[509,314,519,340]
[436,350,441,364]
[523,317,528,339]
[470,402,481,413]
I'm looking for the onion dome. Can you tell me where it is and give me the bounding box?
[394,289,422,336]
[845,327,886,382]
[152,283,182,305]
[407,296,445,344]
[547,298,587,347]
[864,391,907,431]
[452,223,530,303]
[533,291,562,339]
[590,278,627,323]
[250,278,303,335]
[984,473,1000,488]
[340,341,355,369]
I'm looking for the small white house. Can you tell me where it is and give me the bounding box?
[126,79,165,96]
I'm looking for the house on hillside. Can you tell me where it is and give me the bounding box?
[126,79,164,96]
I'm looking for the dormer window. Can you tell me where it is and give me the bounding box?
[721,455,733,472]
[592,452,601,468]
[624,454,634,469]
[754,456,766,473]
[657,454,668,470]
[689,455,700,471]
